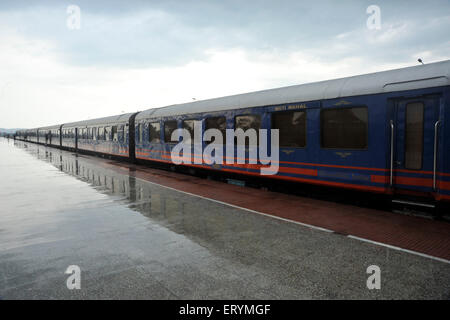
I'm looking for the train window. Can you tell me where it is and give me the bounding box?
[112,126,118,142]
[136,124,140,143]
[182,120,201,145]
[105,127,111,141]
[235,114,261,146]
[149,122,161,143]
[205,116,226,144]
[118,125,124,143]
[404,102,424,170]
[321,107,368,149]
[98,127,104,140]
[164,120,178,143]
[138,123,144,143]
[272,111,306,148]
[92,127,97,140]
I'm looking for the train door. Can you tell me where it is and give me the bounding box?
[390,95,441,193]
[75,128,78,150]
[129,112,140,163]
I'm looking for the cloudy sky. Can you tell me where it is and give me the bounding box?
[0,0,449,128]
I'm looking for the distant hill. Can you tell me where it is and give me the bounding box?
[0,128,21,135]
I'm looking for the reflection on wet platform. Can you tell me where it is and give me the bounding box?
[39,145,267,245]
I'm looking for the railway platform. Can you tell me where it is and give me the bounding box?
[0,138,449,299]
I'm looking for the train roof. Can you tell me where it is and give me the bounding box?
[38,125,61,131]
[23,126,59,132]
[136,59,450,120]
[62,113,135,128]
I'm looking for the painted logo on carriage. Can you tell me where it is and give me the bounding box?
[335,152,352,158]
[282,149,295,155]
[334,100,352,106]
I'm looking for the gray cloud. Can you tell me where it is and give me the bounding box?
[1,0,448,68]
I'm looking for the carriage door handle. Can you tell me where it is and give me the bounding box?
[390,120,394,187]
[433,120,441,191]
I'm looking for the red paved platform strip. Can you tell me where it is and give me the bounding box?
[94,158,450,262]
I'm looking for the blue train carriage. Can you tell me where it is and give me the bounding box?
[60,125,76,150]
[17,129,28,141]
[36,125,62,147]
[14,130,24,140]
[135,60,449,201]
[135,105,189,164]
[25,128,39,143]
[22,129,30,142]
[62,113,136,158]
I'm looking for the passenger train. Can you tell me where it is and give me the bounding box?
[15,60,450,204]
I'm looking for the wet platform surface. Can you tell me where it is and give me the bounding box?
[0,138,449,299]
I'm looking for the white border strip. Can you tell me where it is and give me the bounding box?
[131,174,450,265]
